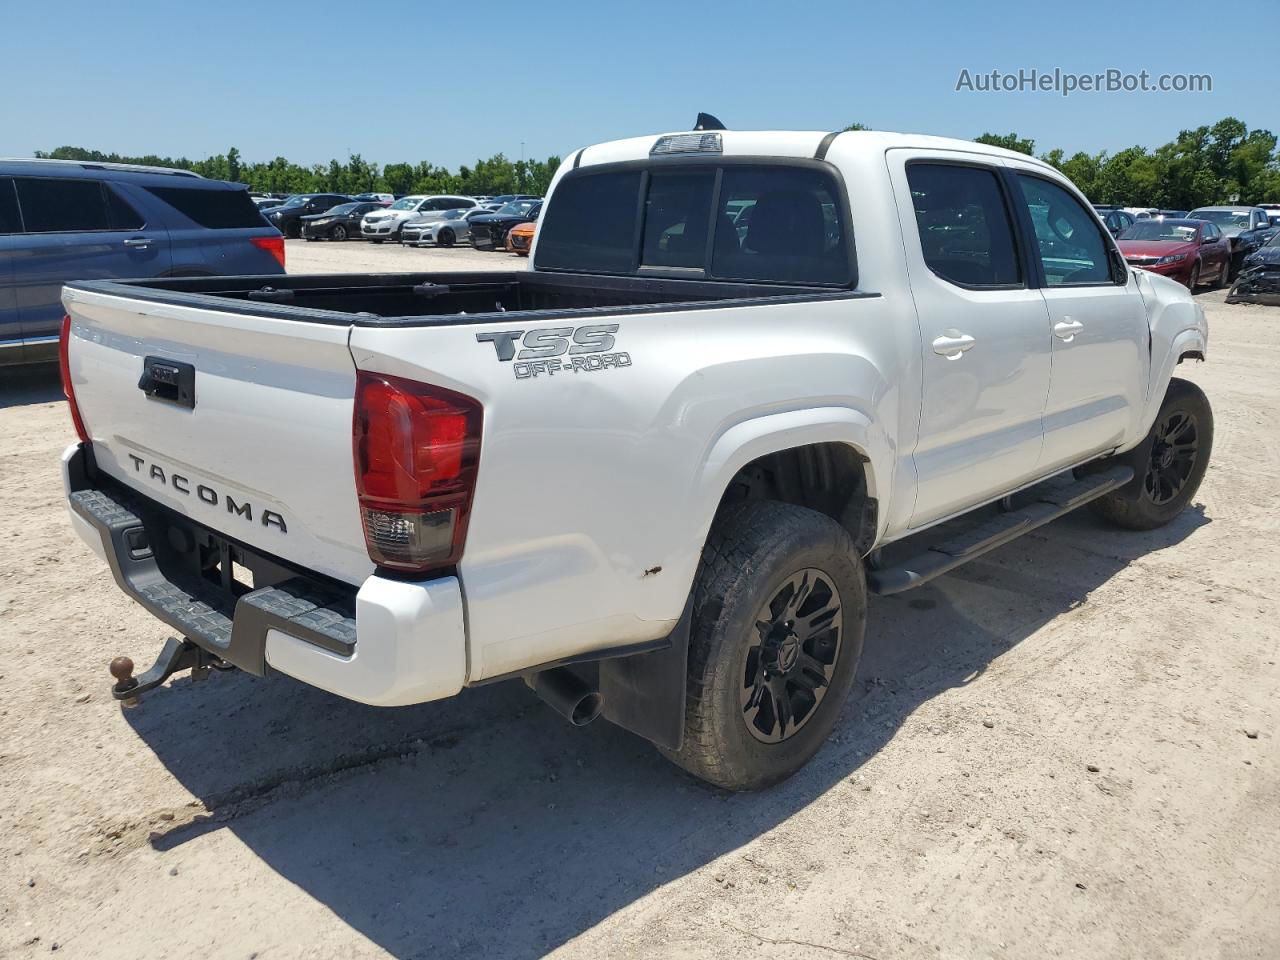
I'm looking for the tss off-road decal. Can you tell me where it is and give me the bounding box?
[476,324,632,379]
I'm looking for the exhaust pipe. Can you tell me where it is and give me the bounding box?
[525,667,603,726]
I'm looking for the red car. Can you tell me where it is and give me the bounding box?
[1116,218,1230,289]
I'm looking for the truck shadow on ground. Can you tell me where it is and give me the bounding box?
[119,497,1208,958]
[0,363,62,408]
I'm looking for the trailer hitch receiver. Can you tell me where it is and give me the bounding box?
[108,637,232,705]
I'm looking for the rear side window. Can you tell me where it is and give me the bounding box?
[711,167,848,284]
[1017,175,1113,285]
[144,186,266,229]
[905,163,1021,287]
[105,186,145,229]
[0,178,19,234]
[15,178,111,233]
[536,171,642,273]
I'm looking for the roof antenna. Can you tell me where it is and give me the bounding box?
[694,112,726,131]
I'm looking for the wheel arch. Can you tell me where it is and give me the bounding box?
[694,407,891,559]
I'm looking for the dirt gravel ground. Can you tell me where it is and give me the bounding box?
[1,247,1276,958]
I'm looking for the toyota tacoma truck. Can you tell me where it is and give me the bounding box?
[60,129,1211,790]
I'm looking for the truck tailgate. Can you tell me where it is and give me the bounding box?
[63,286,372,586]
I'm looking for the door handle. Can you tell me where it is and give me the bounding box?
[1054,319,1085,341]
[932,331,976,359]
[123,238,153,248]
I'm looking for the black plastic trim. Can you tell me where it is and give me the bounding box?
[65,272,879,329]
[814,131,840,160]
[66,446,359,674]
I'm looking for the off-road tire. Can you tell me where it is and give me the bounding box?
[660,500,866,791]
[1089,377,1212,530]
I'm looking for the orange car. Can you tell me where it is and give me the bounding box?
[506,220,536,256]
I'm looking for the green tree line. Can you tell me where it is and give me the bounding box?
[32,145,562,197]
[975,118,1279,207]
[855,117,1280,208]
[38,116,1280,209]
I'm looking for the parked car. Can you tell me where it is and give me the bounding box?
[1226,229,1280,306]
[1156,210,1188,219]
[352,192,394,206]
[1098,209,1136,238]
[254,197,286,211]
[300,201,386,241]
[1185,206,1277,280]
[507,219,535,256]
[395,197,482,243]
[478,193,540,211]
[0,158,283,365]
[1117,218,1230,288]
[469,200,541,250]
[62,129,1211,791]
[1122,207,1159,220]
[1260,203,1280,226]
[361,195,477,243]
[401,207,489,247]
[265,194,352,238]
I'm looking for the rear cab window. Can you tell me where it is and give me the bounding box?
[535,162,854,286]
[143,186,267,229]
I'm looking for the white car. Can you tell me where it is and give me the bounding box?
[361,194,478,243]
[401,207,487,247]
[61,128,1210,791]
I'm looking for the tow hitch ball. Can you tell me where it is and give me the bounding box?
[108,636,231,705]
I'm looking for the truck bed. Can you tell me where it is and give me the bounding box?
[68,271,864,326]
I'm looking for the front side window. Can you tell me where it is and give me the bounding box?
[905,163,1021,287]
[1017,175,1113,285]
[14,178,111,233]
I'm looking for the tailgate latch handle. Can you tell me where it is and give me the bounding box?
[138,356,196,410]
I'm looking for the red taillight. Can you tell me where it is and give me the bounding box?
[251,234,286,269]
[353,371,483,573]
[59,314,90,444]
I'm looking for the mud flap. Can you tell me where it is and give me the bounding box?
[599,599,691,752]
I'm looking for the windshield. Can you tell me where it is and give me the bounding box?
[1189,209,1250,227]
[389,197,423,211]
[1119,221,1199,242]
[325,203,358,215]
[496,201,535,216]
[281,195,309,207]
[1267,231,1280,248]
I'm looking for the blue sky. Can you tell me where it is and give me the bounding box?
[1,0,1273,169]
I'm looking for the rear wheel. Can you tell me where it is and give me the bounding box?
[330,224,348,241]
[660,501,866,791]
[438,228,455,247]
[1088,378,1212,530]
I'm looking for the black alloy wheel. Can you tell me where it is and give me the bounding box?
[1145,410,1199,505]
[740,568,843,744]
[330,223,348,241]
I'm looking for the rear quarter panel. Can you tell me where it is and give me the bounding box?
[350,289,914,681]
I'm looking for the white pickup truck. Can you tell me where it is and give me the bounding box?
[61,129,1211,790]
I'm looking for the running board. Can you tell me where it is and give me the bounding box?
[867,466,1134,595]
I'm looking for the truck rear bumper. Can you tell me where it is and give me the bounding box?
[62,443,467,707]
